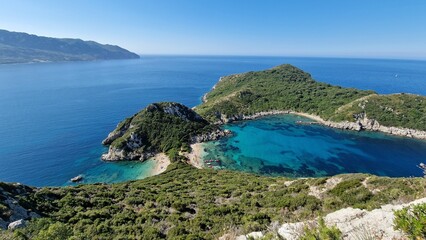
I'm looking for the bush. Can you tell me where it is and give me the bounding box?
[300,218,342,240]
[33,222,72,240]
[394,203,426,239]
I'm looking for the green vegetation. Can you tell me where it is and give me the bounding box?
[1,163,426,239]
[394,203,426,239]
[103,102,219,159]
[196,64,373,121]
[300,218,342,240]
[195,64,426,131]
[0,29,139,64]
[331,93,426,131]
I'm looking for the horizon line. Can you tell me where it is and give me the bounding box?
[137,53,426,62]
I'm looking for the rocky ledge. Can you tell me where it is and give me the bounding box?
[101,102,230,161]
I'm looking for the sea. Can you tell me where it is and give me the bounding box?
[0,56,426,186]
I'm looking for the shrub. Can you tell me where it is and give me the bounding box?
[300,218,342,240]
[394,203,426,239]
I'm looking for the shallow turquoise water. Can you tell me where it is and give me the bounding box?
[1,56,426,186]
[72,159,157,186]
[203,115,426,177]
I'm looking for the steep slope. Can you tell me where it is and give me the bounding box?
[0,29,139,64]
[101,102,227,161]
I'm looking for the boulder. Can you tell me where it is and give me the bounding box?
[8,219,26,230]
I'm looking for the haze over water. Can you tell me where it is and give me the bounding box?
[1,56,426,186]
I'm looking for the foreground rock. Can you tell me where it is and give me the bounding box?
[102,102,230,161]
[0,183,41,230]
[8,219,26,230]
[239,197,426,239]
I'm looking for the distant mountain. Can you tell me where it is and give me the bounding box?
[0,29,140,64]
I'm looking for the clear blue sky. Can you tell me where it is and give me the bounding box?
[1,0,426,59]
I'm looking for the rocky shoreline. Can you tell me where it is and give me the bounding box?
[215,110,426,140]
[101,128,231,162]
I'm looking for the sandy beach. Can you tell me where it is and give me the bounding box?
[149,153,171,176]
[185,143,205,169]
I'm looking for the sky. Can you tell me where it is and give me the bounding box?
[1,0,426,59]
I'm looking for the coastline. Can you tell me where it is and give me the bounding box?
[185,143,206,169]
[215,110,426,140]
[146,153,171,177]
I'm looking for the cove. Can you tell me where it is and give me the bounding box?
[202,114,426,177]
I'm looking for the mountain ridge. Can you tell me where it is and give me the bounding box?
[0,29,140,64]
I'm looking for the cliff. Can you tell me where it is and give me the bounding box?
[101,102,228,161]
[0,29,139,64]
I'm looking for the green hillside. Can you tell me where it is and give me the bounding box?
[1,163,425,239]
[102,102,221,161]
[196,64,426,131]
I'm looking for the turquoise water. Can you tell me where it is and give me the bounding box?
[203,115,426,177]
[1,56,426,186]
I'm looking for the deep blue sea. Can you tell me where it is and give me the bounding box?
[0,56,426,186]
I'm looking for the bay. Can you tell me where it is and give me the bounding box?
[0,56,425,186]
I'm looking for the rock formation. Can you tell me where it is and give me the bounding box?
[102,102,230,161]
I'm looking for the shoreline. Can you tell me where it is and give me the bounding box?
[185,143,206,169]
[216,110,426,140]
[146,153,171,177]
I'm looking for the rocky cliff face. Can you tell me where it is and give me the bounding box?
[101,102,229,161]
[190,128,232,143]
[236,197,426,240]
[0,183,41,230]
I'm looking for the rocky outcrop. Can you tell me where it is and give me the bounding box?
[101,119,131,145]
[239,197,426,239]
[190,129,232,143]
[322,114,426,140]
[101,146,156,161]
[102,102,230,161]
[0,183,41,230]
[8,219,26,230]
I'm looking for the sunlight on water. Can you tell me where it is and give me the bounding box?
[203,115,426,177]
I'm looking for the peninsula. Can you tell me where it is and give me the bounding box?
[0,29,140,64]
[196,64,426,139]
[101,64,426,165]
[2,64,426,239]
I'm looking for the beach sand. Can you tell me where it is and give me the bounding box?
[185,143,205,169]
[149,153,171,176]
